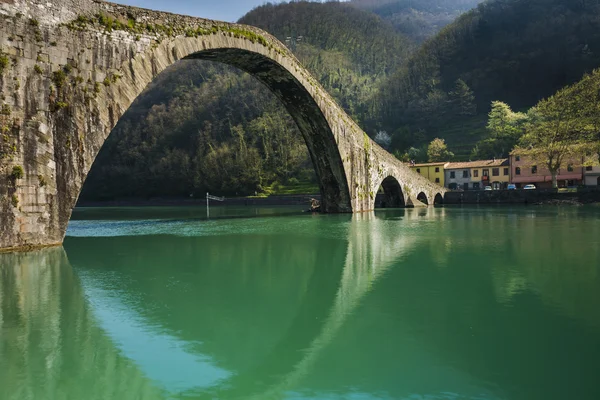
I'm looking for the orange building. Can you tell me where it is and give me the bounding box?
[509,154,584,188]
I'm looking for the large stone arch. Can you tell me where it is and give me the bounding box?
[187,48,350,213]
[0,0,447,251]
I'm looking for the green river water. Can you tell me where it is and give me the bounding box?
[1,205,600,400]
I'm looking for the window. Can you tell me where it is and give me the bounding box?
[532,166,538,174]
[416,168,421,173]
[463,182,469,190]
[516,156,521,161]
[463,170,469,178]
[435,167,440,173]
[435,177,440,183]
[483,169,489,177]
[450,171,456,179]
[586,166,593,171]
[516,167,521,175]
[504,168,509,176]
[567,164,573,172]
[492,168,500,176]
[473,182,480,190]
[473,170,479,178]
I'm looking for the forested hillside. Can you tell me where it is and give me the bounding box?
[81,1,409,201]
[378,0,600,159]
[350,0,482,42]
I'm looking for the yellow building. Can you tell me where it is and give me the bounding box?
[410,162,448,186]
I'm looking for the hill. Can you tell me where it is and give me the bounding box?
[350,0,482,42]
[80,1,410,201]
[377,0,600,159]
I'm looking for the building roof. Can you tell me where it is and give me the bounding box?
[445,159,509,170]
[410,162,449,167]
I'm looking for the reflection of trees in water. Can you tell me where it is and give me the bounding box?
[0,248,163,400]
[499,209,600,328]
[440,208,600,328]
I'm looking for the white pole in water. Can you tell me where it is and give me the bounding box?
[206,192,209,219]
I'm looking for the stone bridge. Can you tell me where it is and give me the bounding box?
[0,0,446,251]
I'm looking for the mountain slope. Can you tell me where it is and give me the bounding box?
[350,0,482,42]
[378,0,600,159]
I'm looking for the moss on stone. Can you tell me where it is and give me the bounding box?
[1,104,11,116]
[52,70,67,89]
[0,53,9,75]
[10,165,23,180]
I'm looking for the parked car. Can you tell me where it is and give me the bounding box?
[484,186,493,191]
[507,184,517,190]
[523,184,536,190]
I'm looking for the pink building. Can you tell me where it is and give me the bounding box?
[509,154,584,189]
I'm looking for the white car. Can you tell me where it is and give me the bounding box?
[523,184,536,190]
[484,186,493,191]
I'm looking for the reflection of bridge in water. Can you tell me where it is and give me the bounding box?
[0,211,434,399]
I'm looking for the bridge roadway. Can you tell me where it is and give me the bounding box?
[0,0,446,251]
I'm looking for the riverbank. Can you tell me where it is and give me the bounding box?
[77,188,600,208]
[443,187,600,205]
[76,194,322,208]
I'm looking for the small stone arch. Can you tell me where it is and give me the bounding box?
[377,176,405,208]
[417,192,429,205]
[434,193,444,206]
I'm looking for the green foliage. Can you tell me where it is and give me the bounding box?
[427,138,454,162]
[11,194,18,208]
[0,53,9,75]
[1,104,10,116]
[351,0,482,42]
[34,64,43,74]
[472,101,527,159]
[514,69,600,187]
[53,101,69,111]
[81,61,315,201]
[11,165,23,180]
[38,175,47,187]
[29,18,39,27]
[378,0,600,158]
[52,69,67,89]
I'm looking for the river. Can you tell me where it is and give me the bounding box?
[1,206,600,399]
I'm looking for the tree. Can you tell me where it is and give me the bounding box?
[575,70,600,162]
[472,101,528,158]
[427,138,454,162]
[513,76,597,188]
[374,130,392,149]
[449,78,476,117]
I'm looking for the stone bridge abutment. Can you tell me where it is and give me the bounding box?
[0,0,445,251]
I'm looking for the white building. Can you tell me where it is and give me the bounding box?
[584,165,600,186]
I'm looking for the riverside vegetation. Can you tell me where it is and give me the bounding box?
[80,0,600,201]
